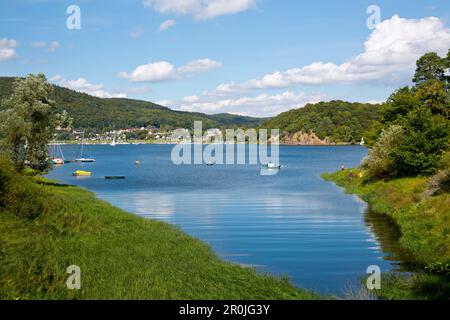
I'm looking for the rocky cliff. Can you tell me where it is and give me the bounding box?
[278,131,333,145]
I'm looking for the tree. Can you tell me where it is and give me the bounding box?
[415,80,450,119]
[390,108,449,177]
[367,50,450,179]
[445,49,450,90]
[361,125,404,180]
[0,74,63,172]
[382,87,419,124]
[413,52,446,85]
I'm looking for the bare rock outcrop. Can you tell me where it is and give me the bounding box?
[279,131,333,145]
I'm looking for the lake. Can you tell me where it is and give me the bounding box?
[46,144,402,295]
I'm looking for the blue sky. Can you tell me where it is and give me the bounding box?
[1,0,449,117]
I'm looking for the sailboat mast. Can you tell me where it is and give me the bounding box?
[80,130,84,157]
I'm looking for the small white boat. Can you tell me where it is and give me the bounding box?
[262,162,281,169]
[52,158,64,165]
[75,130,96,162]
[48,143,66,165]
[360,137,365,146]
[75,158,96,163]
[110,132,116,146]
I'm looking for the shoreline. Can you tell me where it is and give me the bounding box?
[0,158,320,300]
[49,141,361,147]
[322,169,450,299]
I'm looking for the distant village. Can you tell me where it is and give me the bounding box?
[54,125,175,144]
[54,125,230,144]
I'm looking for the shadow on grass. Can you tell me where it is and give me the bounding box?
[35,180,72,187]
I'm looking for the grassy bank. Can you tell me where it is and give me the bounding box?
[0,160,317,300]
[322,169,450,299]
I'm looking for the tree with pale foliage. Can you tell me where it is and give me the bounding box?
[0,74,69,172]
[361,125,404,180]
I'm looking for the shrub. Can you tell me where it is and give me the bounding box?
[361,125,404,180]
[0,156,46,220]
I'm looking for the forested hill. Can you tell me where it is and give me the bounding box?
[0,77,263,132]
[260,101,383,144]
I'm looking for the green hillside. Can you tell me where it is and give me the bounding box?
[261,101,383,144]
[0,77,263,132]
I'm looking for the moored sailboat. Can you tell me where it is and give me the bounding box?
[75,130,96,162]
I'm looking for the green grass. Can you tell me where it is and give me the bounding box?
[0,159,318,300]
[322,169,450,299]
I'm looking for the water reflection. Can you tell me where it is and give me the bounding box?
[46,144,405,294]
[363,207,406,269]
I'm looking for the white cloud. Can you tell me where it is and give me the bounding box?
[177,58,222,75]
[0,38,18,61]
[51,75,127,98]
[49,41,61,52]
[143,0,256,20]
[155,99,174,106]
[183,95,199,103]
[119,58,222,82]
[208,15,450,94]
[176,91,326,117]
[130,28,144,38]
[119,61,176,82]
[158,19,176,32]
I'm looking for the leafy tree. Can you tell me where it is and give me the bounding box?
[0,74,64,172]
[367,49,450,178]
[413,52,446,85]
[415,80,450,118]
[382,87,419,124]
[390,108,449,177]
[362,120,383,147]
[444,49,450,90]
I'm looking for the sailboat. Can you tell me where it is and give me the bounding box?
[110,132,116,147]
[75,130,96,162]
[48,143,65,165]
[261,161,282,169]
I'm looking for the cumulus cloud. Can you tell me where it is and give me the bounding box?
[0,38,18,61]
[143,0,256,20]
[178,58,222,75]
[155,99,174,107]
[119,58,222,82]
[176,91,326,117]
[158,19,176,31]
[51,75,127,98]
[118,61,176,82]
[183,95,199,103]
[208,15,450,94]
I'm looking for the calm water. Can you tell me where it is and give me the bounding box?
[46,144,402,295]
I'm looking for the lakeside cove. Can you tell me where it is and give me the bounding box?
[323,170,450,299]
[0,157,319,300]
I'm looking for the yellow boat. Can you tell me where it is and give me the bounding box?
[72,170,92,176]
